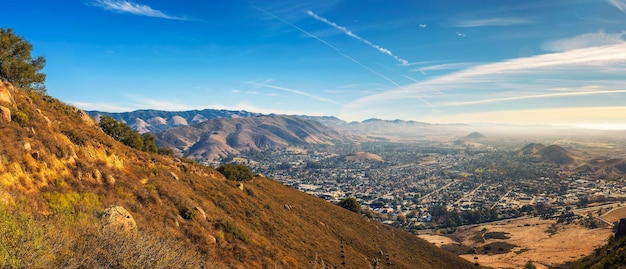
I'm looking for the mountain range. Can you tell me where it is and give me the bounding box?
[155,114,347,161]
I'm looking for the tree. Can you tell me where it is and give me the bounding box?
[141,133,158,153]
[0,28,46,93]
[217,163,254,181]
[338,197,361,213]
[99,116,143,150]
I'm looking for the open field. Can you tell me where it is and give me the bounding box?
[419,217,613,269]
[602,206,626,223]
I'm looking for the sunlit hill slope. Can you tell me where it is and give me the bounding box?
[0,80,477,268]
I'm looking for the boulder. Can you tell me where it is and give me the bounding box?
[76,108,96,126]
[105,175,116,186]
[100,205,137,235]
[237,182,244,191]
[194,206,207,221]
[0,106,10,122]
[0,79,14,105]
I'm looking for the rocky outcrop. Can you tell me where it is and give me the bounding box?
[100,205,137,235]
[0,78,15,105]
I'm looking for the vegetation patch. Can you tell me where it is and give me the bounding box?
[484,231,511,240]
[215,220,250,243]
[480,242,517,255]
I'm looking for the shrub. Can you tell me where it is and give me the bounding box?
[338,197,361,214]
[217,163,253,182]
[11,111,28,126]
[215,220,250,243]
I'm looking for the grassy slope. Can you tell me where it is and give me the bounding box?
[0,88,478,268]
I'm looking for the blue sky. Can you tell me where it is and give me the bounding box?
[3,0,626,128]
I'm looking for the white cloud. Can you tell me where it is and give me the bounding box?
[455,17,534,27]
[542,31,626,52]
[90,0,187,20]
[341,43,626,123]
[608,0,626,13]
[306,10,409,66]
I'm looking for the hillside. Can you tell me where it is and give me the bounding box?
[0,81,478,268]
[519,143,576,165]
[155,115,347,161]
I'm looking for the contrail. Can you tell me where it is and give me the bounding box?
[245,81,339,104]
[252,5,402,87]
[306,10,409,66]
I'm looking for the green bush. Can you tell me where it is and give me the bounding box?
[217,163,253,181]
[11,111,28,126]
[338,197,361,213]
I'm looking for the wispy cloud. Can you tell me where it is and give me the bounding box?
[90,0,187,20]
[456,17,534,27]
[252,6,402,87]
[244,81,338,104]
[608,0,626,13]
[306,10,409,66]
[341,43,626,122]
[542,31,626,52]
[447,89,626,106]
[427,106,626,126]
[412,62,479,74]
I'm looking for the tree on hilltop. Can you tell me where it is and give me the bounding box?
[0,28,46,93]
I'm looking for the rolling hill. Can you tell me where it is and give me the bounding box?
[1,80,479,268]
[155,115,348,161]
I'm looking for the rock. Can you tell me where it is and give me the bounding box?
[170,171,179,181]
[23,142,31,151]
[206,234,217,244]
[76,108,96,126]
[0,79,14,105]
[105,175,116,186]
[31,151,39,160]
[0,106,10,122]
[194,206,207,221]
[92,169,103,184]
[237,182,244,191]
[100,205,137,235]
